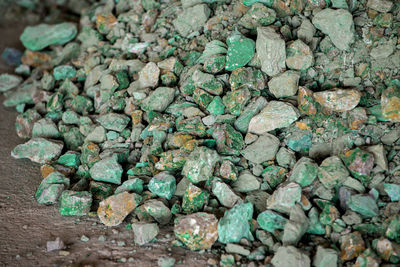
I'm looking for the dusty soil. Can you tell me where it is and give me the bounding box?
[0,15,216,267]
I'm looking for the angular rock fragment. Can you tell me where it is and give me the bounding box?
[148,172,176,200]
[173,4,211,37]
[97,192,142,226]
[89,156,123,185]
[256,27,286,76]
[132,223,159,245]
[182,147,219,184]
[268,70,300,98]
[267,182,302,214]
[11,138,63,164]
[59,190,92,216]
[271,246,311,267]
[241,133,280,164]
[313,89,361,112]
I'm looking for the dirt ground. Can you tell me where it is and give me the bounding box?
[0,15,216,267]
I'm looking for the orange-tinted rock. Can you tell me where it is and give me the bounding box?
[21,50,52,68]
[314,88,361,112]
[340,232,365,261]
[348,107,368,130]
[381,81,400,122]
[298,86,317,116]
[97,192,142,226]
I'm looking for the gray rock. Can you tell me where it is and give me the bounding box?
[11,138,64,164]
[313,246,338,267]
[271,246,311,267]
[248,101,300,135]
[173,4,211,37]
[225,243,250,256]
[182,146,219,184]
[282,204,309,246]
[367,0,393,13]
[297,19,315,44]
[276,147,296,168]
[141,87,176,112]
[234,97,268,133]
[132,223,159,245]
[318,156,349,189]
[312,8,354,50]
[232,171,260,193]
[46,237,65,252]
[241,133,280,164]
[0,73,22,92]
[85,126,106,143]
[256,27,286,76]
[138,62,160,88]
[212,181,241,208]
[89,156,123,185]
[267,182,302,214]
[268,71,300,98]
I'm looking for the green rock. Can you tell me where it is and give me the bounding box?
[136,199,172,225]
[212,181,241,208]
[173,4,211,37]
[158,257,176,267]
[229,67,265,91]
[71,95,94,115]
[176,116,207,137]
[62,110,80,125]
[115,178,144,195]
[89,181,113,203]
[89,156,123,185]
[182,183,209,213]
[222,87,251,116]
[267,182,301,214]
[276,147,296,168]
[141,87,176,112]
[211,124,244,156]
[57,151,80,168]
[312,8,354,50]
[85,126,106,143]
[242,133,280,164]
[148,172,176,200]
[348,194,379,218]
[207,96,225,115]
[218,202,254,244]
[15,109,41,139]
[262,165,287,189]
[386,215,400,242]
[97,113,130,132]
[3,82,36,107]
[59,190,92,216]
[20,23,77,51]
[239,3,276,30]
[242,0,273,7]
[271,246,310,267]
[193,88,213,109]
[268,70,300,98]
[257,210,288,233]
[248,101,300,134]
[234,97,267,133]
[192,70,224,95]
[256,26,286,76]
[289,157,318,187]
[306,207,326,235]
[198,40,227,64]
[182,146,219,184]
[341,148,374,186]
[0,73,22,92]
[35,172,70,205]
[313,246,338,267]
[32,118,60,139]
[384,184,400,202]
[203,55,226,74]
[318,156,349,189]
[286,129,313,154]
[62,127,84,150]
[225,32,255,71]
[132,223,159,245]
[53,65,76,80]
[11,137,63,164]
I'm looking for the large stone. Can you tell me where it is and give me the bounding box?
[313,89,361,112]
[312,8,354,50]
[141,87,175,112]
[97,192,142,226]
[174,212,218,250]
[256,27,286,76]
[285,40,314,71]
[289,157,318,187]
[271,246,311,267]
[148,172,176,200]
[182,147,219,184]
[257,210,288,233]
[347,194,379,218]
[232,171,260,193]
[59,190,92,216]
[318,156,349,189]
[11,138,63,164]
[138,62,160,88]
[212,181,241,208]
[241,133,280,164]
[89,156,123,185]
[225,32,255,71]
[267,182,302,214]
[96,113,130,132]
[234,97,267,133]
[218,202,254,244]
[132,223,159,245]
[381,80,400,122]
[282,204,309,245]
[268,71,300,98]
[248,101,300,134]
[313,246,338,267]
[0,73,22,92]
[173,4,211,37]
[20,23,77,51]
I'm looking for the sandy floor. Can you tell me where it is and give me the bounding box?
[0,16,216,267]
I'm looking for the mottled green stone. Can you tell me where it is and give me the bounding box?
[182,183,209,213]
[53,65,76,80]
[71,95,94,115]
[97,113,130,132]
[383,184,400,202]
[207,96,225,115]
[148,172,176,200]
[89,156,123,185]
[35,172,70,205]
[182,146,219,184]
[225,32,255,71]
[115,178,144,195]
[57,151,81,168]
[257,210,288,233]
[59,190,92,216]
[176,116,207,137]
[11,137,63,164]
[218,202,254,243]
[222,87,251,116]
[289,157,318,187]
[62,127,84,150]
[20,22,77,51]
[0,73,22,93]
[211,124,244,156]
[348,195,379,218]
